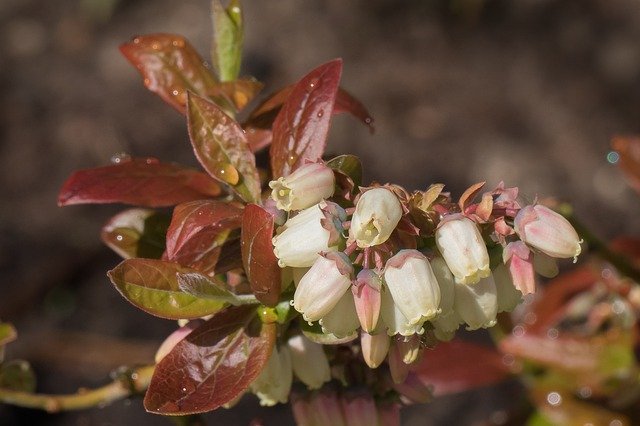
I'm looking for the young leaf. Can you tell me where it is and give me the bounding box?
[211,0,243,82]
[165,200,243,275]
[241,204,281,307]
[270,59,342,178]
[58,158,221,207]
[327,154,363,188]
[411,340,508,396]
[101,209,170,259]
[144,305,276,414]
[107,259,228,319]
[0,360,36,393]
[187,92,261,204]
[246,86,374,132]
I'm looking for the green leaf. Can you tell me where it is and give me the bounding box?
[0,323,17,347]
[300,320,357,345]
[108,259,227,319]
[177,272,242,305]
[211,0,243,82]
[327,155,363,188]
[241,204,281,307]
[0,360,36,392]
[101,209,170,259]
[187,92,261,204]
[144,306,275,414]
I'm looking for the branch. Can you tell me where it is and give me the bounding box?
[0,365,154,412]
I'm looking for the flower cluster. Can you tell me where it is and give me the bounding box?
[266,161,581,396]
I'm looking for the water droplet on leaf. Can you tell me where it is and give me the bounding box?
[110,152,131,164]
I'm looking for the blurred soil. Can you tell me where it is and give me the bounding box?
[1,0,640,424]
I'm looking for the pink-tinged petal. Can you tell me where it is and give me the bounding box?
[515,205,581,259]
[361,331,390,369]
[504,241,536,295]
[353,269,382,332]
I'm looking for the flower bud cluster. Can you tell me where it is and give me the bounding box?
[268,168,582,386]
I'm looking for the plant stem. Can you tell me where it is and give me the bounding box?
[560,204,640,283]
[234,294,261,305]
[0,365,154,412]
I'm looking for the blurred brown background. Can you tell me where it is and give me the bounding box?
[1,0,640,424]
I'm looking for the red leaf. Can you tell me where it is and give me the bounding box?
[187,92,261,204]
[58,158,221,207]
[412,340,508,396]
[270,59,342,177]
[334,87,375,133]
[612,136,640,195]
[144,305,275,414]
[120,34,220,114]
[165,200,243,275]
[241,204,281,307]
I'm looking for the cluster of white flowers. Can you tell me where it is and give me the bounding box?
[258,161,582,400]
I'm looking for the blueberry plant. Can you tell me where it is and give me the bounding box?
[2,2,639,425]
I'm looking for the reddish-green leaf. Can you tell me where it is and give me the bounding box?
[241,204,281,307]
[58,158,222,207]
[612,136,640,195]
[101,208,170,259]
[187,92,260,203]
[246,86,373,132]
[165,200,243,275]
[107,259,227,319]
[411,340,508,396]
[270,59,342,177]
[144,305,276,414]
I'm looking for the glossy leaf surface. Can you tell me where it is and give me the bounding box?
[101,209,170,259]
[58,158,221,207]
[241,204,281,306]
[144,305,275,414]
[108,259,227,319]
[165,200,243,275]
[187,93,260,203]
[270,59,342,177]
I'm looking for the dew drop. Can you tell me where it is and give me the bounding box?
[364,117,372,124]
[116,235,123,242]
[200,128,208,137]
[606,151,620,164]
[172,39,184,47]
[130,373,138,380]
[610,420,623,426]
[110,152,131,164]
[546,391,562,406]
[143,78,151,86]
[151,43,160,50]
[172,89,179,96]
[219,164,240,185]
[133,37,141,44]
[317,110,324,118]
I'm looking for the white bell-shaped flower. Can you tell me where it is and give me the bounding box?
[435,214,490,285]
[384,250,441,325]
[250,345,292,406]
[287,334,331,390]
[514,204,581,260]
[272,201,346,268]
[293,252,353,322]
[349,187,403,248]
[453,274,498,330]
[493,264,523,313]
[320,291,360,338]
[269,162,335,211]
[380,285,425,336]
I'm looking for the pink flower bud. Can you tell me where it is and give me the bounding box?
[360,331,390,368]
[384,250,441,325]
[319,291,360,338]
[435,214,490,285]
[454,274,498,330]
[269,162,335,211]
[309,390,347,426]
[514,204,581,260]
[350,187,403,248]
[341,392,379,426]
[388,340,410,384]
[353,269,383,332]
[493,263,523,313]
[250,345,292,406]
[293,252,353,322]
[503,241,535,295]
[272,201,346,267]
[287,334,331,390]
